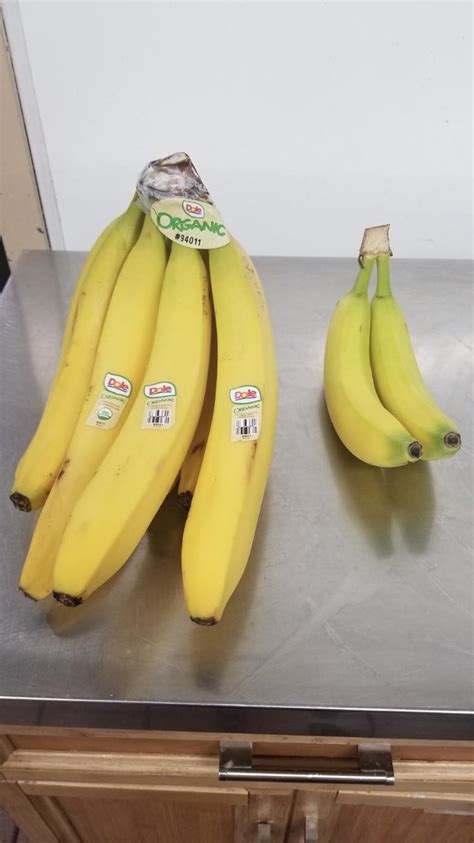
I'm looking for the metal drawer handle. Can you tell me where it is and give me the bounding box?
[219,741,394,786]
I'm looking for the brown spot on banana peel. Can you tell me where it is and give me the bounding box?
[10,492,31,512]
[57,459,70,480]
[53,591,83,607]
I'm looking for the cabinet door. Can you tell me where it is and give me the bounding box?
[326,803,474,843]
[287,790,474,843]
[46,794,236,843]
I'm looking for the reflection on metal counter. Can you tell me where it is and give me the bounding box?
[0,252,472,738]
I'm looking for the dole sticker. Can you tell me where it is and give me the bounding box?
[104,372,132,397]
[142,381,176,429]
[230,385,262,404]
[144,381,176,398]
[230,385,262,442]
[151,198,230,251]
[182,200,205,219]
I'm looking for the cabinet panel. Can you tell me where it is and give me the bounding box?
[5,728,473,764]
[328,804,474,843]
[0,782,58,843]
[55,796,235,843]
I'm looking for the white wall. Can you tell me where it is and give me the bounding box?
[5,1,473,258]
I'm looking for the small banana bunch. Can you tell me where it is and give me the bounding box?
[324,225,461,468]
[11,192,277,624]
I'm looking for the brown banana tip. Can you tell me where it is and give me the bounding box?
[408,441,423,460]
[444,432,461,449]
[19,587,38,602]
[190,616,218,627]
[177,491,193,513]
[53,591,83,608]
[10,492,32,512]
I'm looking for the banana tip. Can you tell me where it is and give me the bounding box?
[53,591,83,608]
[444,432,461,449]
[19,587,38,602]
[190,616,218,626]
[177,491,193,513]
[10,492,32,512]
[408,441,423,460]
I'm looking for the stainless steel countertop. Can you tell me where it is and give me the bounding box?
[0,251,472,740]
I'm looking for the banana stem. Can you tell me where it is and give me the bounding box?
[375,253,392,298]
[351,256,375,296]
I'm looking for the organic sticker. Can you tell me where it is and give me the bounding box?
[150,198,230,250]
[142,381,177,429]
[86,373,132,430]
[230,385,262,442]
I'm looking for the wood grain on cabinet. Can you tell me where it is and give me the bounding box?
[247,790,294,843]
[0,735,14,765]
[0,781,58,843]
[52,795,235,843]
[287,789,339,842]
[31,796,81,843]
[22,781,248,806]
[3,748,473,798]
[3,727,473,763]
[0,13,49,265]
[328,803,474,843]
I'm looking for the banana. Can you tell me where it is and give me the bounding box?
[19,216,167,600]
[53,243,211,605]
[370,254,461,460]
[10,201,144,511]
[324,256,422,467]
[177,322,217,512]
[181,240,278,625]
[55,217,118,365]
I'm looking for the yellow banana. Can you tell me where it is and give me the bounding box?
[177,322,217,512]
[10,201,144,511]
[181,240,278,625]
[53,243,211,605]
[19,216,167,600]
[324,256,422,467]
[56,216,118,364]
[370,254,461,460]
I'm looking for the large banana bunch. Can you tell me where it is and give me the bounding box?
[324,255,422,467]
[19,216,167,600]
[370,254,461,460]
[181,240,278,625]
[10,201,144,511]
[53,243,211,605]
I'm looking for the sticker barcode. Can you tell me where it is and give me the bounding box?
[147,409,171,427]
[235,417,259,438]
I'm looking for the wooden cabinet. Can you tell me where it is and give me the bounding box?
[1,729,472,842]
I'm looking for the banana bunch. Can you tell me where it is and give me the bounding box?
[12,200,277,624]
[324,225,461,467]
